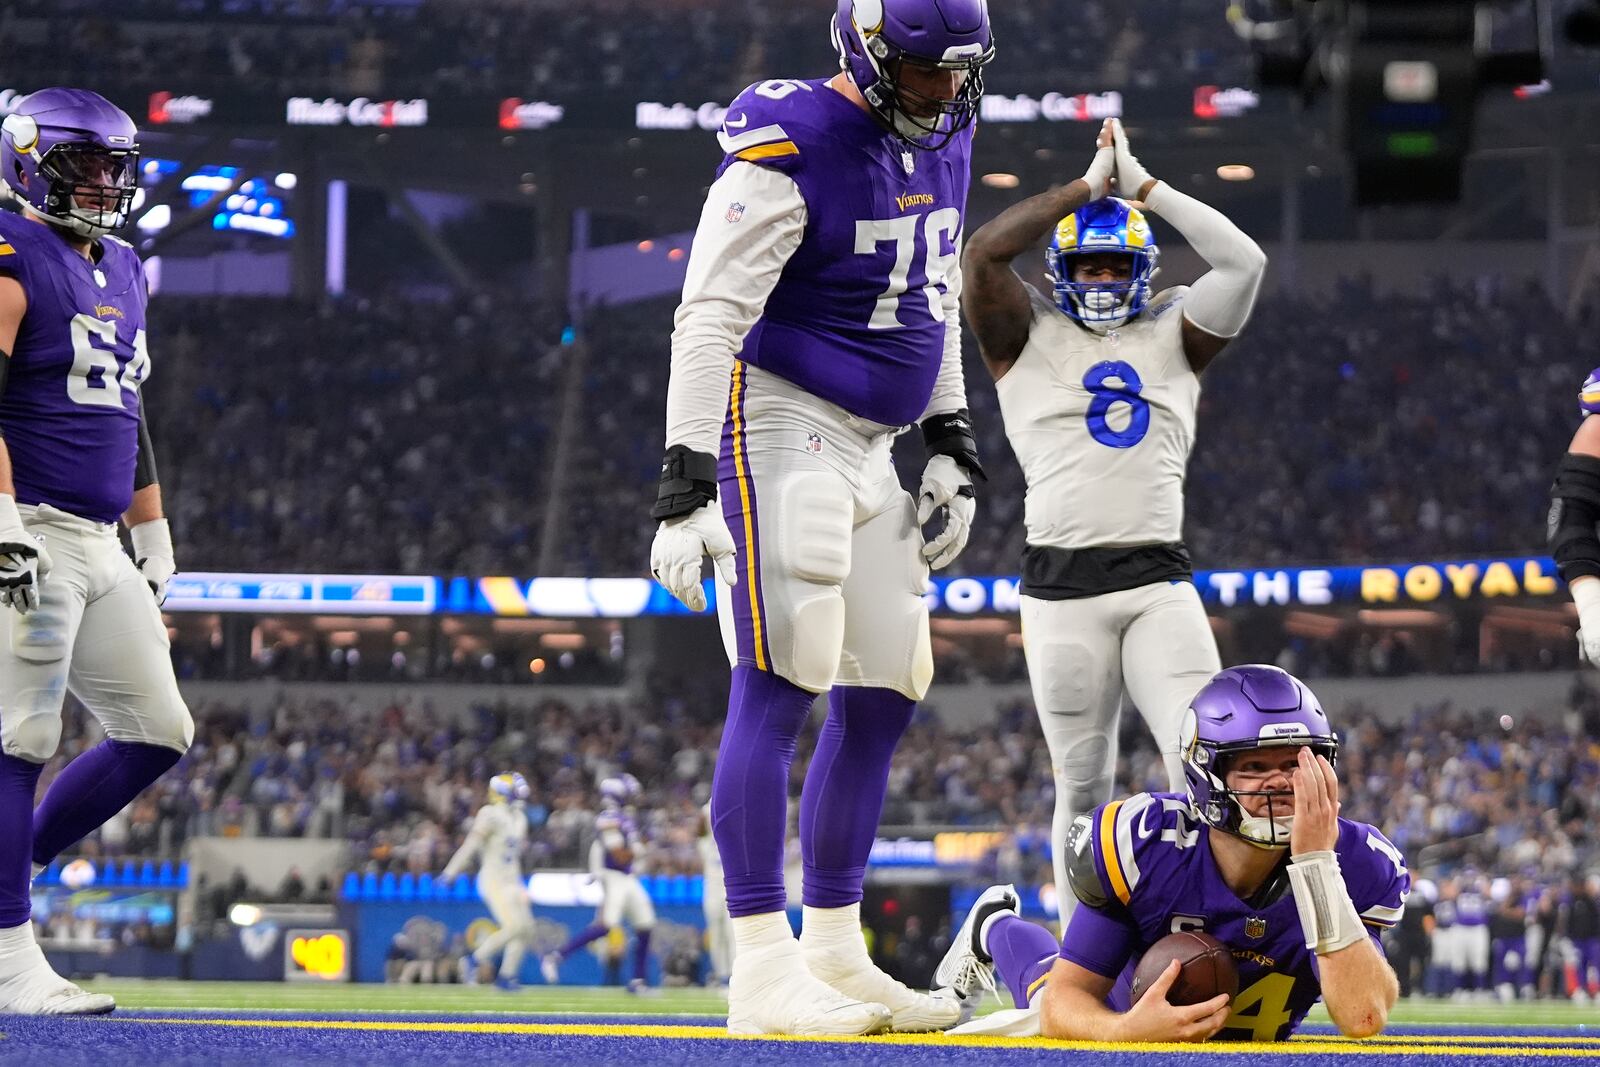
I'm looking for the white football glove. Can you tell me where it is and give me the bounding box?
[1110,118,1156,201]
[1080,120,1116,200]
[650,501,737,612]
[130,517,176,606]
[1572,578,1600,666]
[0,495,49,617]
[917,454,976,571]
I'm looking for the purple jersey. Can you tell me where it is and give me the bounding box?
[1061,792,1410,1042]
[0,212,150,524]
[1581,367,1600,418]
[1456,889,1488,926]
[713,79,972,427]
[595,806,640,874]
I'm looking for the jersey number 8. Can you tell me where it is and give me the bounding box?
[1083,360,1149,449]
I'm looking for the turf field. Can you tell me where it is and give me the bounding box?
[0,982,1590,1066]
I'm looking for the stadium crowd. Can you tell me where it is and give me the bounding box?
[142,278,1591,580]
[44,686,1600,889]
[8,0,1247,101]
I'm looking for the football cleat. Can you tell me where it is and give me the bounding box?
[947,1005,1042,1037]
[493,976,520,993]
[540,952,561,985]
[934,884,1020,1009]
[804,943,961,1033]
[0,962,115,1016]
[726,938,891,1036]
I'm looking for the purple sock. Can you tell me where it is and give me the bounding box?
[632,928,652,983]
[32,740,182,866]
[988,914,1062,1009]
[0,755,43,928]
[711,666,816,917]
[799,686,915,909]
[557,922,609,959]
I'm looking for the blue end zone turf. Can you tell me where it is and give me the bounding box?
[0,1014,1594,1067]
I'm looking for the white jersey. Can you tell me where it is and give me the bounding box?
[443,802,528,887]
[996,285,1199,550]
[697,826,724,897]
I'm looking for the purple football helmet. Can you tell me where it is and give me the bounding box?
[1179,665,1339,850]
[2,87,140,240]
[832,0,994,150]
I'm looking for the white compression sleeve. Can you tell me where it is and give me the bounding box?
[665,162,808,455]
[920,234,968,421]
[1143,181,1266,339]
[1287,849,1369,955]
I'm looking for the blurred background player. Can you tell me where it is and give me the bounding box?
[698,802,732,990]
[961,117,1265,915]
[441,772,534,991]
[646,0,993,1037]
[542,774,656,993]
[0,87,191,1015]
[1551,368,1600,670]
[935,665,1408,1042]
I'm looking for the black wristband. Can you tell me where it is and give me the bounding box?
[920,409,986,483]
[651,445,719,520]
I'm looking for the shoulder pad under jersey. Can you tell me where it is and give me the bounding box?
[715,79,834,178]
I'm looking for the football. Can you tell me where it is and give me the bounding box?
[1129,931,1240,1007]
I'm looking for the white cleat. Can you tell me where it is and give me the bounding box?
[539,952,561,985]
[0,964,114,1016]
[805,945,962,1033]
[934,883,1020,1014]
[727,938,892,1036]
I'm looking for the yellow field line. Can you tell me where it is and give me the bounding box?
[116,1018,1600,1056]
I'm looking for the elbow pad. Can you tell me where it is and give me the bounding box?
[1549,453,1600,583]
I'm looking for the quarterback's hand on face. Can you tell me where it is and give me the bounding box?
[130,518,176,606]
[650,501,737,612]
[1289,747,1340,857]
[1079,119,1117,199]
[0,533,51,616]
[1110,118,1156,202]
[917,453,975,571]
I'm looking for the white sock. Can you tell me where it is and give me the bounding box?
[0,923,37,959]
[799,903,868,957]
[732,911,793,954]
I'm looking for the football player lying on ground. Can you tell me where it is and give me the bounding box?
[935,665,1408,1041]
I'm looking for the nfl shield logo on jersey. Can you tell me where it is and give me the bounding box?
[1245,916,1267,939]
[901,151,916,175]
[726,201,746,223]
[806,432,824,455]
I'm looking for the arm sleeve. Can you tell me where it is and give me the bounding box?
[665,162,808,455]
[920,235,968,421]
[1058,899,1143,978]
[441,813,488,879]
[134,395,159,490]
[1143,181,1267,339]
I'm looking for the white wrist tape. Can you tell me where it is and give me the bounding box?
[1573,578,1600,630]
[1288,850,1367,955]
[130,518,174,561]
[0,495,25,542]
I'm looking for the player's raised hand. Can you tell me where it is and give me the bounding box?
[1110,118,1158,202]
[1289,746,1340,857]
[650,501,737,612]
[1079,118,1117,200]
[1117,960,1232,1043]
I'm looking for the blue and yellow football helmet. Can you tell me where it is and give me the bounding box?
[488,772,530,804]
[1046,197,1160,331]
